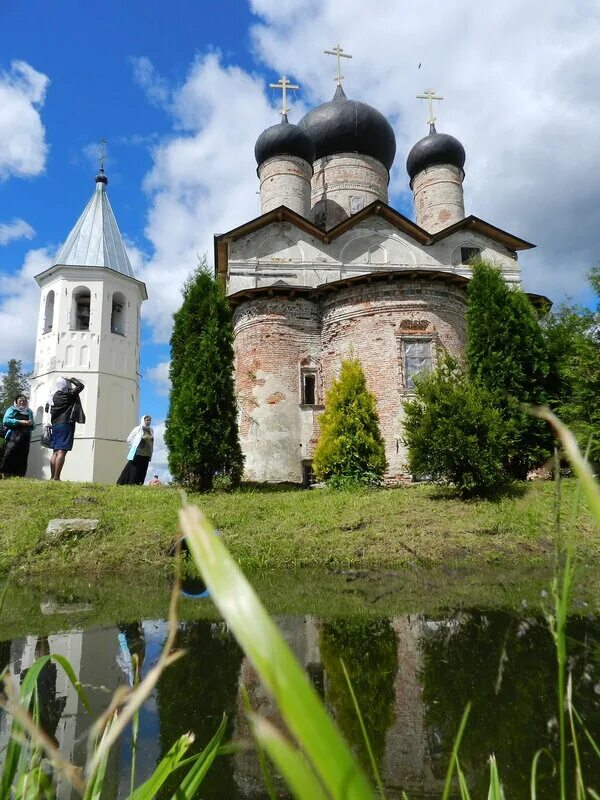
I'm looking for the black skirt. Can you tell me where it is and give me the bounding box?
[1,429,31,477]
[116,454,151,485]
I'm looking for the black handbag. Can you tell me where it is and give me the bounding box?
[40,424,53,449]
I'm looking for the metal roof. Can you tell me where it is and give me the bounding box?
[51,175,135,278]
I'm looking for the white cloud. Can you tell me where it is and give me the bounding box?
[0,218,35,245]
[137,52,278,341]
[0,247,52,364]
[148,420,171,483]
[146,359,171,396]
[131,56,170,107]
[0,61,49,181]
[248,0,600,302]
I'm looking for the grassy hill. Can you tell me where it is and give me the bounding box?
[1,477,598,579]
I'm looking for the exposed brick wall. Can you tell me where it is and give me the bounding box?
[412,164,465,233]
[233,276,467,484]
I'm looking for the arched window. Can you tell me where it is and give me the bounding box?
[43,291,55,333]
[71,287,91,331]
[111,292,127,335]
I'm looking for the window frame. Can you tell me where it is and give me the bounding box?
[401,337,434,392]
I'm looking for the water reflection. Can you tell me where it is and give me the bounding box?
[0,610,599,799]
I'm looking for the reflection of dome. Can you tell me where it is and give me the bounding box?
[406,124,466,182]
[254,115,315,168]
[298,85,396,171]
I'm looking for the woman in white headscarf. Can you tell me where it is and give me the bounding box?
[116,415,154,485]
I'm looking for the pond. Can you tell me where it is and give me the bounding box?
[1,570,600,798]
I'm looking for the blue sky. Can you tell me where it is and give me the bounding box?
[1,0,599,475]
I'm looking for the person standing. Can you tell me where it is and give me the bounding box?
[1,394,35,477]
[46,377,86,481]
[116,415,154,485]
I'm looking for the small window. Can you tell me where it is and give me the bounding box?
[301,371,316,405]
[403,340,433,390]
[461,247,481,265]
[350,195,364,214]
[111,292,127,335]
[71,287,91,331]
[43,291,55,333]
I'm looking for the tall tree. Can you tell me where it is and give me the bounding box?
[543,269,600,466]
[313,358,387,486]
[0,359,30,417]
[165,267,244,490]
[466,261,551,477]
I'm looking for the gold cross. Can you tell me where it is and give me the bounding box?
[269,76,300,117]
[324,43,352,86]
[416,89,444,126]
[99,138,107,172]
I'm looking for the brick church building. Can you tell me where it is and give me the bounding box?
[214,67,536,485]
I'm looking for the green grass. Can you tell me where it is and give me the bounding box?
[0,478,597,579]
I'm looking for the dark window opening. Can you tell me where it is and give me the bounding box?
[302,372,316,405]
[302,461,315,488]
[461,247,481,265]
[111,293,127,335]
[72,288,91,331]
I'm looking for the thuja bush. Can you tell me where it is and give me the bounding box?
[313,358,387,486]
[403,357,512,496]
[165,266,244,491]
[466,260,551,478]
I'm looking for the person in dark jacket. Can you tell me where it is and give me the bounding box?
[45,377,86,481]
[1,394,35,477]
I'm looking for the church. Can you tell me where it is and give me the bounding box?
[216,52,537,485]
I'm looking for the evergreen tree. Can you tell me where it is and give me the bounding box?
[543,271,600,466]
[313,358,387,486]
[165,267,244,490]
[403,357,511,495]
[0,359,30,417]
[466,261,551,477]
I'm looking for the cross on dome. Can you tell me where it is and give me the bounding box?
[98,138,107,174]
[324,43,352,86]
[416,89,443,127]
[269,76,300,117]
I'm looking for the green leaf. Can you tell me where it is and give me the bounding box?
[179,503,376,799]
[170,714,227,800]
[249,713,328,800]
[129,733,194,800]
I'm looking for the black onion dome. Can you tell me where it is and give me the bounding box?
[298,85,396,171]
[406,124,466,182]
[254,114,315,167]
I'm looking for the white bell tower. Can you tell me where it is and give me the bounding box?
[27,169,148,483]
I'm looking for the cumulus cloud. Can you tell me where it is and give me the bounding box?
[248,0,600,301]
[137,52,278,340]
[148,420,171,482]
[0,247,52,364]
[0,61,49,180]
[146,359,171,396]
[131,56,170,107]
[0,218,35,245]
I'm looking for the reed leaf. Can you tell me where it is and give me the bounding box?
[441,703,471,800]
[170,713,228,799]
[179,502,375,799]
[248,714,328,800]
[129,733,195,799]
[529,748,553,800]
[486,755,505,799]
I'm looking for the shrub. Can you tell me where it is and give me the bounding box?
[313,358,387,486]
[403,357,511,496]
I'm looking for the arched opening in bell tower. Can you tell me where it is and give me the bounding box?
[43,290,55,333]
[71,287,91,331]
[111,292,127,335]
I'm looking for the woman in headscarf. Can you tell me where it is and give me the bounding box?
[45,377,86,481]
[116,415,154,485]
[1,394,35,477]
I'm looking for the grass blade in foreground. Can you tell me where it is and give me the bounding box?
[249,714,328,800]
[179,503,375,800]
